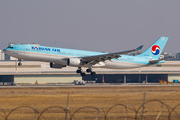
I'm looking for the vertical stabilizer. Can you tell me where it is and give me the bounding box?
[137,37,168,60]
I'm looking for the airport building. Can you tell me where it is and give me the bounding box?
[0,50,4,60]
[176,53,180,60]
[0,61,180,84]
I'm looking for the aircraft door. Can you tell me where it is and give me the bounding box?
[19,46,23,51]
[136,58,139,63]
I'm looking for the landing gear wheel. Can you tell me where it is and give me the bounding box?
[18,63,22,66]
[76,70,81,73]
[81,73,86,76]
[18,58,22,66]
[91,72,96,75]
[86,69,92,73]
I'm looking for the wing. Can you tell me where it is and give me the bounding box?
[81,45,143,65]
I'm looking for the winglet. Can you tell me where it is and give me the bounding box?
[136,45,144,50]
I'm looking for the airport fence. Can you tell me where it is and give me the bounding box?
[1,92,180,120]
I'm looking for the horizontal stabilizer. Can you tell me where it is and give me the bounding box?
[149,57,175,64]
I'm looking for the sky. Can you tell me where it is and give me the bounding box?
[0,0,180,55]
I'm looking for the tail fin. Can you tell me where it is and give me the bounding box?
[137,37,169,60]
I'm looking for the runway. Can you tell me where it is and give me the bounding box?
[0,83,180,88]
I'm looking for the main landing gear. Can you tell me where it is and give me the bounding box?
[76,67,86,76]
[86,68,96,75]
[18,59,22,66]
[76,67,96,76]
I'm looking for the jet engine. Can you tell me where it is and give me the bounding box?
[50,63,66,69]
[67,58,81,67]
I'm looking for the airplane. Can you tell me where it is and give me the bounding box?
[3,37,170,76]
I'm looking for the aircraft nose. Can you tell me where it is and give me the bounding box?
[3,49,7,53]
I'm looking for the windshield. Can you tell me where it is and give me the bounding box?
[7,46,14,49]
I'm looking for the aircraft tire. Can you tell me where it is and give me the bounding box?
[86,69,92,73]
[81,73,86,76]
[76,70,81,73]
[91,72,96,75]
[18,63,22,66]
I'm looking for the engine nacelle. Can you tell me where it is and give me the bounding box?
[67,58,81,67]
[50,63,66,69]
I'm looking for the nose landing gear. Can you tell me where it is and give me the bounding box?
[18,59,22,66]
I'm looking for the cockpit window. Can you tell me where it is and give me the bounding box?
[7,46,13,49]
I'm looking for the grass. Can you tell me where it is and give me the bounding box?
[0,86,180,119]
